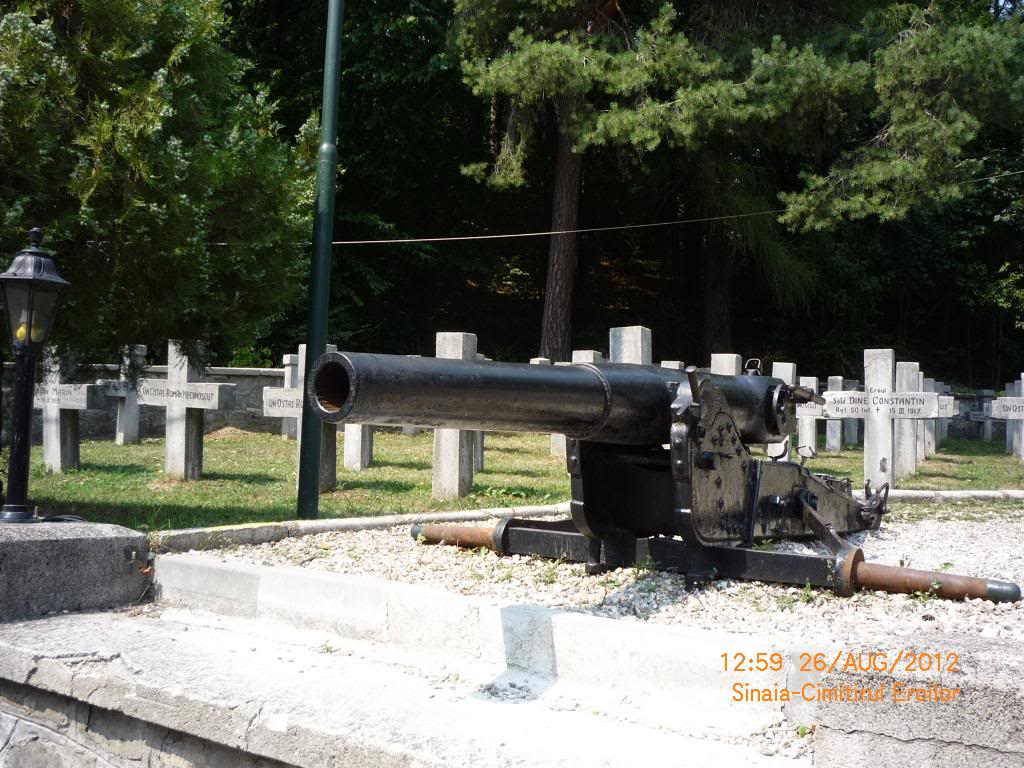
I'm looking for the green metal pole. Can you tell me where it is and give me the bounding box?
[297,0,346,519]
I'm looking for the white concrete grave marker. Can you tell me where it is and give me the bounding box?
[432,332,477,499]
[138,341,235,480]
[923,377,937,456]
[344,423,374,471]
[796,376,818,454]
[280,353,299,439]
[609,326,651,366]
[824,376,843,453]
[893,362,920,480]
[262,344,338,491]
[1004,381,1018,454]
[1017,375,1024,459]
[552,350,606,459]
[990,375,1024,462]
[796,352,942,489]
[842,379,859,446]
[710,354,742,376]
[864,349,895,490]
[34,362,109,473]
[660,360,685,370]
[973,397,994,438]
[916,372,927,465]
[935,382,951,446]
[93,344,147,446]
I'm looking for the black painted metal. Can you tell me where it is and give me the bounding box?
[309,349,900,592]
[309,351,795,446]
[0,230,68,523]
[1,349,36,520]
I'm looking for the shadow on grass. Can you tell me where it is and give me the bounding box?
[73,462,152,476]
[33,497,294,531]
[939,439,1006,457]
[378,459,432,471]
[476,467,552,479]
[201,470,279,485]
[332,478,419,494]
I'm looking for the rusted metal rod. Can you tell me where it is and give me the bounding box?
[852,560,1020,603]
[411,523,498,551]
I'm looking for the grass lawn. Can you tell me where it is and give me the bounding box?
[26,429,1023,532]
[28,429,570,532]
[806,437,1024,490]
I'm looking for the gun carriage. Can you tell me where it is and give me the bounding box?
[308,351,1020,603]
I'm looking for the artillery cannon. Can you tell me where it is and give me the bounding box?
[309,351,1020,602]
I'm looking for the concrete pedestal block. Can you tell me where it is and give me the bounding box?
[893,362,919,479]
[0,522,149,621]
[431,332,477,499]
[825,375,843,452]
[864,349,895,490]
[842,379,859,446]
[797,376,818,453]
[43,410,80,473]
[343,423,373,471]
[609,326,651,365]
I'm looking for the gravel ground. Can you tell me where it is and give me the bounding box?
[207,500,1023,646]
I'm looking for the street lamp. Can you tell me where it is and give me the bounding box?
[0,228,70,522]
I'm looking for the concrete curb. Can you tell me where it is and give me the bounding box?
[154,553,786,736]
[854,489,1024,501]
[149,488,1024,554]
[153,555,1024,766]
[0,611,803,768]
[150,501,570,552]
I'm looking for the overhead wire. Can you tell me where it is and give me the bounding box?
[65,167,1024,250]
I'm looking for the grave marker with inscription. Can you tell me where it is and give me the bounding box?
[280,353,299,439]
[34,364,108,473]
[94,345,147,445]
[139,342,235,480]
[795,355,947,489]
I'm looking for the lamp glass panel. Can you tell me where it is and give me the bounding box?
[1,282,31,347]
[28,289,58,345]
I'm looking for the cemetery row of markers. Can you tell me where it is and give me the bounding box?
[27,329,1024,502]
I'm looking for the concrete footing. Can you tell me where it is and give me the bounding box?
[0,522,149,621]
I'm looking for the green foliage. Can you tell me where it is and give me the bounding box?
[0,1,309,361]
[781,9,1024,231]
[6,0,1024,385]
[227,344,274,367]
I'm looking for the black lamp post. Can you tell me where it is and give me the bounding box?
[0,228,69,522]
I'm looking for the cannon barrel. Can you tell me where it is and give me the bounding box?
[309,351,791,446]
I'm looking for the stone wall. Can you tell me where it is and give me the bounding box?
[1,363,285,443]
[0,679,293,768]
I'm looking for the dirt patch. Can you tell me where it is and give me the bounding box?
[148,477,189,491]
[205,426,251,441]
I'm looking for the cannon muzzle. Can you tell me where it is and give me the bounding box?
[309,351,793,445]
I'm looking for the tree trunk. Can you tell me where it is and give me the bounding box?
[702,235,733,356]
[538,96,584,362]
